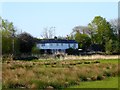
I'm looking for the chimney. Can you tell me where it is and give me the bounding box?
[54,36,57,40]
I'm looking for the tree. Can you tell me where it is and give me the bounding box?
[88,23,98,44]
[32,46,40,54]
[110,19,120,36]
[74,31,91,50]
[1,18,18,54]
[70,26,91,40]
[105,39,113,54]
[73,25,91,35]
[109,19,120,54]
[41,27,55,39]
[112,40,120,54]
[18,32,35,54]
[88,16,114,51]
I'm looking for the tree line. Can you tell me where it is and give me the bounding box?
[0,17,36,56]
[0,16,120,56]
[69,16,120,54]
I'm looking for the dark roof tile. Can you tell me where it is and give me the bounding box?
[37,39,78,43]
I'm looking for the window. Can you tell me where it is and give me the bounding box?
[41,43,45,46]
[61,43,63,46]
[56,43,58,46]
[74,44,76,48]
[68,44,70,47]
[50,43,53,46]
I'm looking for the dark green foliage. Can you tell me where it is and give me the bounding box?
[18,32,35,54]
[32,46,40,54]
[93,61,100,63]
[80,76,88,81]
[74,31,91,50]
[104,71,112,77]
[13,56,38,60]
[88,16,119,54]
[97,75,105,80]
[84,61,91,64]
[66,48,79,55]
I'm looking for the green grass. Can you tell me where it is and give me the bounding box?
[31,58,119,64]
[69,77,118,88]
[99,59,119,64]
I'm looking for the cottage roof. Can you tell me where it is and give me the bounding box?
[37,39,78,44]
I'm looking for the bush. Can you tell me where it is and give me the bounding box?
[66,48,79,55]
[84,61,91,64]
[91,76,97,81]
[31,80,49,89]
[93,61,100,63]
[13,56,38,60]
[104,71,112,77]
[97,75,105,80]
[80,76,88,81]
[76,62,82,64]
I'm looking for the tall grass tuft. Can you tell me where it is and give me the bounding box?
[2,59,118,89]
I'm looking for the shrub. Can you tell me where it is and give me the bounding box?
[69,63,76,65]
[97,75,105,80]
[84,61,91,64]
[80,76,88,81]
[104,71,112,77]
[30,80,49,89]
[94,61,100,63]
[44,62,50,65]
[76,62,82,64]
[91,76,97,81]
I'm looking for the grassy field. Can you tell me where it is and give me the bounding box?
[2,58,119,89]
[100,59,118,64]
[69,77,118,88]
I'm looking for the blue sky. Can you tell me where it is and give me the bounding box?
[2,2,118,38]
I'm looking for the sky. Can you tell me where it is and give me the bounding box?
[1,2,118,38]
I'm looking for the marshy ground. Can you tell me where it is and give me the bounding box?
[2,56,120,89]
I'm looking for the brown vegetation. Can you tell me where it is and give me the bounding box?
[2,59,119,89]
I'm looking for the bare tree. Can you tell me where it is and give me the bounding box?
[41,27,55,39]
[69,25,91,40]
[72,26,91,35]
[110,18,120,36]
